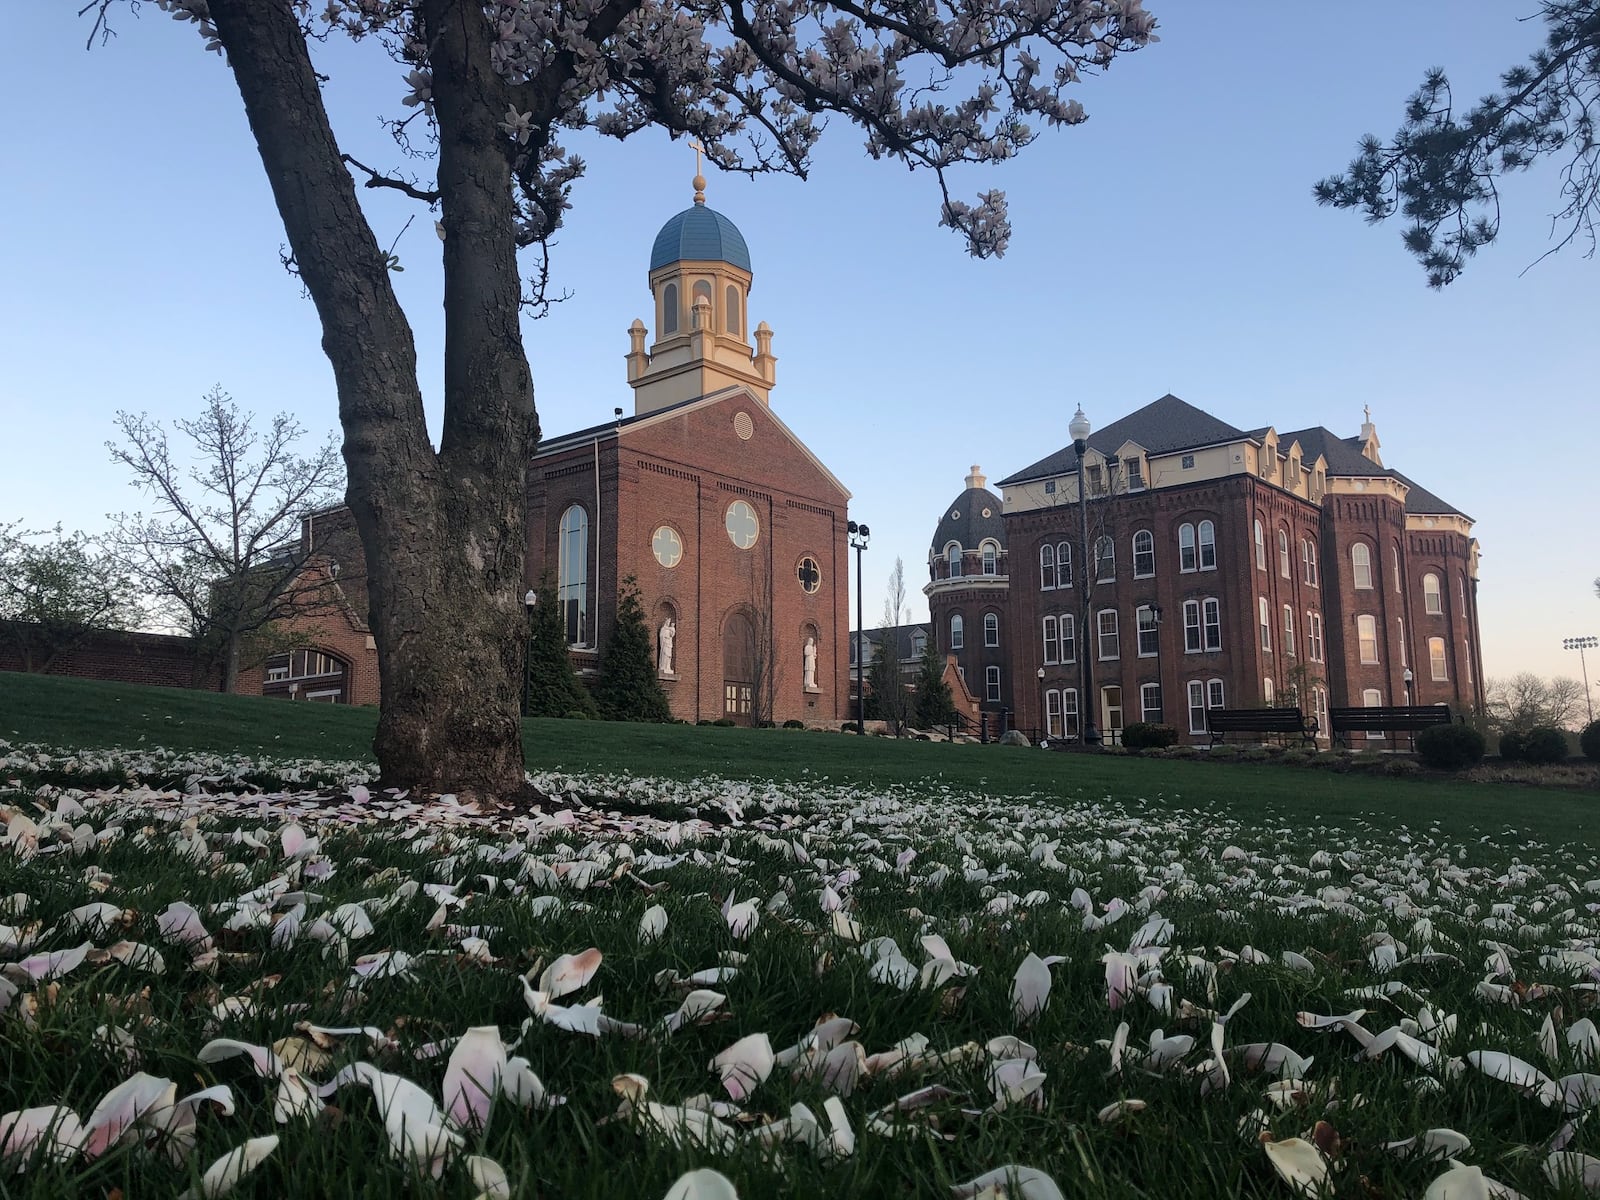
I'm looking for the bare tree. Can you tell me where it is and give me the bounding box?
[78,0,1156,793]
[874,557,913,735]
[1484,672,1588,731]
[745,555,784,728]
[0,524,131,673]
[107,387,344,693]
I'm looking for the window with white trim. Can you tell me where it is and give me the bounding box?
[1283,605,1295,656]
[946,542,963,578]
[1464,638,1473,687]
[1207,678,1225,711]
[1258,596,1271,651]
[1459,572,1468,618]
[949,614,964,650]
[1042,616,1059,665]
[558,504,589,645]
[985,666,1001,702]
[1357,614,1378,664]
[984,612,999,647]
[1301,538,1318,586]
[1060,614,1076,664]
[981,540,999,576]
[1045,689,1062,737]
[1062,688,1079,738]
[1183,599,1202,653]
[1136,605,1159,657]
[1306,611,1323,662]
[1313,687,1329,737]
[1095,535,1115,582]
[1254,520,1266,571]
[1429,636,1448,681]
[1362,687,1384,738]
[1277,528,1291,578]
[1133,530,1155,579]
[1178,523,1197,573]
[1058,542,1073,588]
[1188,680,1207,734]
[1097,609,1119,660]
[1398,616,1407,666]
[1141,682,1163,723]
[1203,598,1221,651]
[1199,521,1216,570]
[1039,544,1056,590]
[1352,543,1373,589]
[1263,677,1275,705]
[1423,572,1442,615]
[1126,458,1145,490]
[1393,544,1402,593]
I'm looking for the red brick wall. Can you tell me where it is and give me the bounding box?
[0,625,220,692]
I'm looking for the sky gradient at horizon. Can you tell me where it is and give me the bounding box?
[2,1,1596,693]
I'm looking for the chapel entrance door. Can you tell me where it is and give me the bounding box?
[722,612,756,725]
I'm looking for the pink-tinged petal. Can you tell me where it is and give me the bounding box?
[1102,952,1137,1011]
[538,948,602,999]
[467,1155,512,1200]
[711,1033,774,1101]
[663,1168,739,1200]
[0,1105,85,1166]
[157,902,213,951]
[178,1134,279,1200]
[443,1027,506,1131]
[81,1073,177,1159]
[1011,953,1052,1023]
[7,942,91,983]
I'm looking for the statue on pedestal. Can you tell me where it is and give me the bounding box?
[803,635,818,691]
[658,617,676,676]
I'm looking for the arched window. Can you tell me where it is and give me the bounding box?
[1253,520,1266,571]
[1057,542,1073,588]
[1459,572,1469,617]
[1429,636,1448,681]
[1283,605,1295,654]
[946,542,963,578]
[1178,523,1197,573]
[1094,535,1115,582]
[1392,543,1402,593]
[983,612,1000,647]
[1277,528,1291,578]
[1258,596,1271,650]
[1132,530,1155,579]
[949,613,964,650]
[558,505,589,645]
[1198,520,1216,570]
[1423,572,1442,614]
[1059,614,1076,663]
[661,283,678,334]
[1039,543,1056,590]
[1352,543,1373,589]
[1301,538,1318,586]
[1357,614,1378,663]
[981,540,999,576]
[725,284,741,336]
[691,279,713,328]
[1263,677,1275,705]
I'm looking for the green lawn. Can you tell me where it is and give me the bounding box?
[0,670,1591,842]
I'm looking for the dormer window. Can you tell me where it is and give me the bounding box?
[1125,457,1145,490]
[946,542,963,578]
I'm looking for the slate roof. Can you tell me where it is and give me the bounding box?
[1390,470,1470,519]
[649,204,752,272]
[858,623,932,662]
[1282,428,1469,517]
[931,486,1006,553]
[995,394,1249,486]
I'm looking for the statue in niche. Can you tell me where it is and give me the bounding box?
[803,635,818,691]
[658,616,676,676]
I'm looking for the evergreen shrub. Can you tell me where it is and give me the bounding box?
[1415,724,1486,771]
[1582,720,1600,762]
[1521,725,1570,764]
[1498,729,1529,762]
[1121,722,1178,750]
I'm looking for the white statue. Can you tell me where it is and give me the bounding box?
[803,635,817,690]
[658,617,676,675]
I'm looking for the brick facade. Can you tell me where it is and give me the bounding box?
[0,624,220,692]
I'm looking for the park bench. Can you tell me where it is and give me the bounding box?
[1328,704,1452,748]
[1205,706,1318,748]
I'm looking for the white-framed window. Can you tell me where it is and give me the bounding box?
[1423,572,1442,615]
[981,540,999,576]
[1459,572,1469,618]
[1039,544,1056,591]
[1263,677,1275,706]
[1095,535,1115,582]
[1194,598,1214,651]
[558,504,589,645]
[1306,611,1323,662]
[1397,616,1407,667]
[1464,638,1473,687]
[1208,678,1225,711]
[1045,689,1062,737]
[1136,605,1159,657]
[1042,616,1058,665]
[1429,636,1448,681]
[983,611,999,647]
[1283,605,1295,656]
[1132,530,1155,578]
[985,666,1001,703]
[1357,614,1378,664]
[1313,687,1329,736]
[1126,458,1145,490]
[1183,599,1202,653]
[1059,614,1076,664]
[1058,542,1073,588]
[1352,543,1373,590]
[1301,538,1318,586]
[1062,688,1079,738]
[1277,528,1291,578]
[1097,609,1119,660]
[1141,682,1163,723]
[949,614,964,650]
[1087,463,1105,496]
[1199,520,1216,570]
[1258,596,1271,651]
[1187,680,1207,734]
[1393,544,1402,593]
[946,542,963,578]
[1362,687,1384,738]
[1254,520,1266,571]
[1178,523,1197,573]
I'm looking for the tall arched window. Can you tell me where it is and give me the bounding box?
[1039,543,1056,590]
[984,612,1000,647]
[1178,523,1197,572]
[1132,529,1155,578]
[558,505,589,645]
[661,283,678,334]
[1057,542,1073,588]
[1277,528,1291,578]
[1198,520,1216,570]
[981,540,999,576]
[1352,543,1373,589]
[949,614,964,650]
[1253,520,1266,571]
[1429,636,1448,681]
[725,284,741,336]
[1423,572,1442,614]
[946,542,963,578]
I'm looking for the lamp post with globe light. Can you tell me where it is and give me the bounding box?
[1565,636,1597,724]
[1069,406,1101,746]
[522,588,537,715]
[848,521,870,733]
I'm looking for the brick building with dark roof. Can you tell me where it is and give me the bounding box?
[928,394,1484,743]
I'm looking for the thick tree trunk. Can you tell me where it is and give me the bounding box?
[207,0,531,796]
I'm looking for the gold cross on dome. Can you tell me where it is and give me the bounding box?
[689,139,707,203]
[689,139,704,175]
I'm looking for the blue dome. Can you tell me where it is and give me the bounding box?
[650,204,751,273]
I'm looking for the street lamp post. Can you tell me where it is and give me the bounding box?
[1036,665,1046,743]
[848,521,870,733]
[1069,406,1099,746]
[522,588,538,716]
[1149,603,1163,722]
[1565,636,1598,724]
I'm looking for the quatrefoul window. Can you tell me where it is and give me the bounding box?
[796,556,821,594]
[725,500,759,549]
[652,525,682,568]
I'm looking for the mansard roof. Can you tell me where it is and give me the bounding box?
[996,394,1248,486]
[1278,427,1390,477]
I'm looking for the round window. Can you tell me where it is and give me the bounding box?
[733,412,754,441]
[796,556,821,594]
[652,525,682,568]
[725,500,759,549]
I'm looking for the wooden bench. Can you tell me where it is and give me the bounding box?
[1206,707,1318,748]
[1328,704,1452,747]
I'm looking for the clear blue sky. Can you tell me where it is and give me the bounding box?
[3,2,1596,689]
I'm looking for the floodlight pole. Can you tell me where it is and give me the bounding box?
[1566,636,1598,724]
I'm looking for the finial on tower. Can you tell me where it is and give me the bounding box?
[689,139,707,205]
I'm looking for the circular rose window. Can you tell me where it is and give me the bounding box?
[725,500,759,549]
[796,556,821,594]
[652,525,682,568]
[733,412,754,440]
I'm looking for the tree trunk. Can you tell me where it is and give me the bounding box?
[207,0,531,796]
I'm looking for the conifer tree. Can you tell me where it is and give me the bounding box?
[913,637,957,729]
[524,573,596,719]
[595,578,672,723]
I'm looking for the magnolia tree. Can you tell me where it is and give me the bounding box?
[81,0,1157,795]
